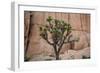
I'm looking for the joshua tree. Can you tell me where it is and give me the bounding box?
[40,16,78,60]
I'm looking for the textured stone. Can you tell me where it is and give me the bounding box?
[60,47,90,59]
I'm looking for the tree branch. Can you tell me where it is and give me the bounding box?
[64,34,72,43]
[57,31,71,53]
[57,36,65,53]
[45,31,54,45]
[45,38,54,45]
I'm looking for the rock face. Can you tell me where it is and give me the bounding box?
[24,11,90,60]
[70,31,90,50]
[60,47,90,59]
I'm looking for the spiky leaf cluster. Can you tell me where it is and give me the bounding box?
[40,16,72,45]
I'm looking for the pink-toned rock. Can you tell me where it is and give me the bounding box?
[60,47,90,59]
[70,31,90,50]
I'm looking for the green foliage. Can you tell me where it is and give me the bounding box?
[39,27,42,31]
[40,16,72,44]
[46,16,53,22]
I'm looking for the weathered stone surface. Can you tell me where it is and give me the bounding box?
[70,13,82,30]
[60,47,90,59]
[80,14,90,32]
[24,11,30,53]
[70,31,90,50]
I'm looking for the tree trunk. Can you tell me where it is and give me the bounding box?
[53,45,60,60]
[55,52,60,60]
